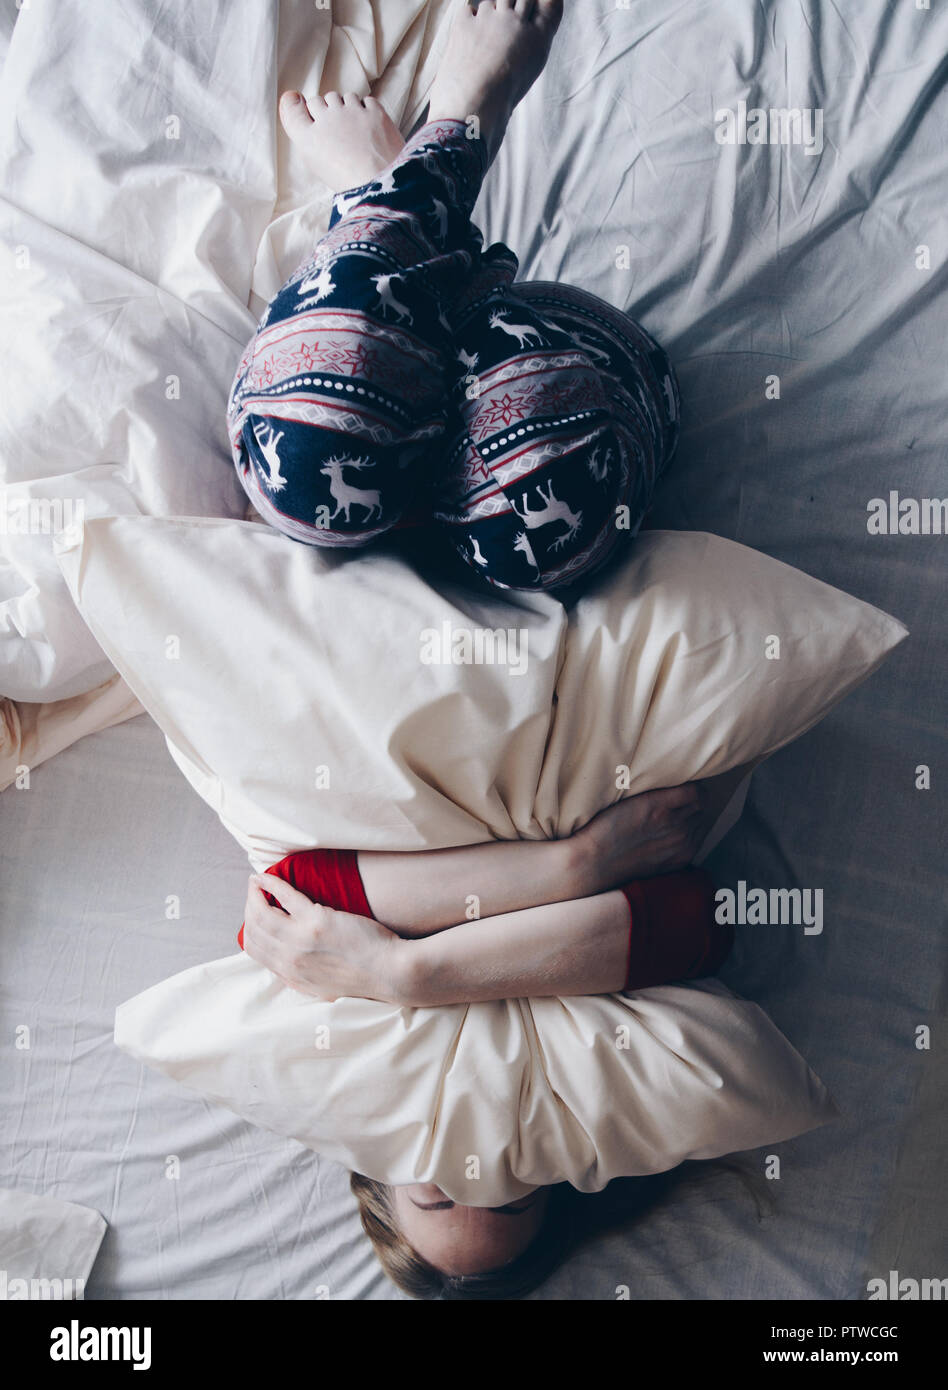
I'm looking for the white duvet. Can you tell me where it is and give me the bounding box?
[0,0,453,709]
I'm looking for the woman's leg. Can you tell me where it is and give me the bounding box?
[437,279,682,592]
[226,0,567,558]
[413,0,677,593]
[432,290,637,591]
[225,99,494,549]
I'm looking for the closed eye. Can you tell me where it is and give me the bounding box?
[409,1194,539,1216]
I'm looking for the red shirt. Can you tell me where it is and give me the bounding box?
[618,869,732,991]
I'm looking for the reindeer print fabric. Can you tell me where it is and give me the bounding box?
[226,119,679,591]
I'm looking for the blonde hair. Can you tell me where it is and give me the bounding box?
[350,1161,768,1300]
[349,1172,574,1300]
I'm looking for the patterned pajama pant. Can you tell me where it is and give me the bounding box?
[227,119,680,592]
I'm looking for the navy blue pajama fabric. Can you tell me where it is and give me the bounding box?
[227,118,680,592]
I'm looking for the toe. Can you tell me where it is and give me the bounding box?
[323,91,344,107]
[342,92,365,106]
[514,0,536,15]
[279,91,314,138]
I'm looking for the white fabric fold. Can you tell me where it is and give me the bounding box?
[0,1189,106,1299]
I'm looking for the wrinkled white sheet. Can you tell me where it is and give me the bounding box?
[0,0,452,705]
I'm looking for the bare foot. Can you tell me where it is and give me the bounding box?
[427,0,564,162]
[577,784,712,889]
[279,90,406,192]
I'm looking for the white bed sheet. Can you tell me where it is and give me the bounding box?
[0,0,451,704]
[0,713,399,1300]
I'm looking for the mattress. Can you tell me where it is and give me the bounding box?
[1,0,945,1299]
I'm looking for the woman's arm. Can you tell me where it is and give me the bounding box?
[238,773,747,995]
[398,891,632,1004]
[356,835,580,936]
[241,868,728,1005]
[399,869,728,1005]
[356,780,712,934]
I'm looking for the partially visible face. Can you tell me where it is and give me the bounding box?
[391,1183,552,1276]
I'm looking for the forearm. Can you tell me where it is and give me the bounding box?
[243,857,728,1007]
[356,836,582,936]
[354,769,755,938]
[398,890,631,1005]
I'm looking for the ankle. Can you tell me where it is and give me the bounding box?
[423,105,500,166]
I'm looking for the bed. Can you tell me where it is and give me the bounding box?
[1,0,945,1299]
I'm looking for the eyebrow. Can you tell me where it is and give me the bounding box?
[409,1196,538,1216]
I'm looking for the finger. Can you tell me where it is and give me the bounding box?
[242,920,296,979]
[243,925,331,999]
[249,872,311,915]
[245,887,325,968]
[279,90,314,139]
[246,879,284,917]
[245,889,310,955]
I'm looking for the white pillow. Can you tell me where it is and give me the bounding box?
[54,515,903,1199]
[114,967,839,1207]
[52,517,906,866]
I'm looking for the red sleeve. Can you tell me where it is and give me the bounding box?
[238,847,374,949]
[619,868,733,992]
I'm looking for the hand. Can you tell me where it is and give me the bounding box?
[575,783,713,893]
[241,873,409,1004]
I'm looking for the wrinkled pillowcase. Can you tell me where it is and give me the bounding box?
[115,970,840,1207]
[53,516,902,1200]
[52,519,906,865]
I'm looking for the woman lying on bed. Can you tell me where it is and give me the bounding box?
[238,775,747,1299]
